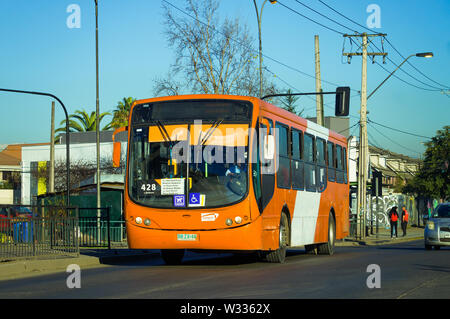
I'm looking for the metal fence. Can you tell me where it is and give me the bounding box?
[0,204,127,261]
[0,205,79,261]
[77,207,126,249]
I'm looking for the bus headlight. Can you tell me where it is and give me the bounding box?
[226,218,233,226]
[135,217,143,225]
[144,218,151,226]
[234,216,242,224]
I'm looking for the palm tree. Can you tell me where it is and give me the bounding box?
[110,97,136,128]
[56,109,112,133]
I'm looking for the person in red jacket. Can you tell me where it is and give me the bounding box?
[401,206,409,237]
[389,206,399,238]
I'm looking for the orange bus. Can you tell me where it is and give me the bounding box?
[113,94,349,264]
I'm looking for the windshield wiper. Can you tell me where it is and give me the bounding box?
[151,120,178,178]
[201,119,223,146]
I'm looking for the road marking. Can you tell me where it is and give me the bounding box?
[396,274,450,299]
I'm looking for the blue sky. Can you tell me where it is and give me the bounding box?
[0,0,449,158]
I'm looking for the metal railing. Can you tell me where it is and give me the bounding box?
[0,204,128,260]
[0,205,79,261]
[77,207,126,249]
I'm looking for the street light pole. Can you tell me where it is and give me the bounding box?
[253,0,277,99]
[0,88,71,207]
[95,0,101,214]
[368,52,433,100]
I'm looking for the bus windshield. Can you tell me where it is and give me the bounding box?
[128,99,252,209]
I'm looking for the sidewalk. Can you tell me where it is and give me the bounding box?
[336,225,424,247]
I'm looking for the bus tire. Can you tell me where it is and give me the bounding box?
[161,249,185,265]
[317,212,335,256]
[265,212,289,263]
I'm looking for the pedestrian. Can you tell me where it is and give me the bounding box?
[389,206,399,238]
[401,206,409,237]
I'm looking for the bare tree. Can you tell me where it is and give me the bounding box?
[154,0,277,97]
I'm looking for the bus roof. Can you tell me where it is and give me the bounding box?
[132,94,347,143]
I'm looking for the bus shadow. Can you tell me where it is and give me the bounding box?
[101,249,313,267]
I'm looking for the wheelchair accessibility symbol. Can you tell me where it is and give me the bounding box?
[189,193,200,205]
[188,193,205,207]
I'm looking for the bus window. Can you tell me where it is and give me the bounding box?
[304,133,316,192]
[336,144,344,183]
[252,120,262,212]
[316,137,327,192]
[260,119,275,211]
[276,123,291,189]
[343,147,348,184]
[291,129,304,190]
[327,142,336,182]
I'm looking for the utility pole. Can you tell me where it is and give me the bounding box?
[49,101,55,193]
[314,35,324,126]
[343,33,387,239]
[95,0,101,213]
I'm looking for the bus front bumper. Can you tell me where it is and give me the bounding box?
[126,219,264,251]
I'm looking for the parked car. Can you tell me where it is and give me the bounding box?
[425,202,450,250]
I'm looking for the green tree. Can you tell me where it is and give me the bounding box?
[403,126,450,201]
[56,109,112,133]
[280,88,304,116]
[110,97,136,128]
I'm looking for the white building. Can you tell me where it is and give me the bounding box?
[21,131,127,205]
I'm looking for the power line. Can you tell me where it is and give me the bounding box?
[292,0,359,34]
[374,61,440,92]
[383,37,450,89]
[368,121,422,155]
[161,0,355,91]
[276,0,346,35]
[317,0,448,91]
[367,118,431,139]
[317,0,377,34]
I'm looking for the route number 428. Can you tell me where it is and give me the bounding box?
[141,183,157,191]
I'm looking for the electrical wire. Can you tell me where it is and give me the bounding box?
[374,61,440,92]
[383,37,450,89]
[292,0,359,34]
[368,121,422,155]
[276,0,346,35]
[161,0,357,91]
[317,0,449,91]
[368,118,431,139]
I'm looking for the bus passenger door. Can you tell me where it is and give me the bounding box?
[259,117,277,250]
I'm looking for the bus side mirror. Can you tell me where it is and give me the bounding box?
[335,86,350,116]
[264,135,275,160]
[113,141,121,168]
[112,126,128,168]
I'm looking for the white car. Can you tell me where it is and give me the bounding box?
[425,203,450,250]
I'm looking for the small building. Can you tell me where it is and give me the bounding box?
[21,130,127,206]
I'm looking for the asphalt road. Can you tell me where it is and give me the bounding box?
[0,240,448,300]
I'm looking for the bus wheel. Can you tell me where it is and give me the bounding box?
[161,249,185,265]
[318,212,335,256]
[266,212,289,263]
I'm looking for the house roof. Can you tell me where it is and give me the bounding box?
[0,143,49,167]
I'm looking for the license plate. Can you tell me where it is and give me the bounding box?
[177,234,198,241]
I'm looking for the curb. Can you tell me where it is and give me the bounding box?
[337,236,423,247]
